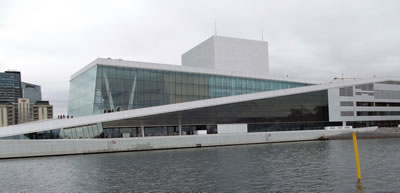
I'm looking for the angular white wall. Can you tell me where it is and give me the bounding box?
[182,36,269,76]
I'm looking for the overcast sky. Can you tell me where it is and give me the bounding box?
[1,0,400,115]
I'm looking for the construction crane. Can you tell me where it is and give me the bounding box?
[333,74,361,80]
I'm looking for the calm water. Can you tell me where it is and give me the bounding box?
[1,139,400,192]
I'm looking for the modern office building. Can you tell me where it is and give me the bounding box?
[0,71,51,126]
[0,71,22,103]
[1,35,400,140]
[0,71,22,126]
[22,82,42,104]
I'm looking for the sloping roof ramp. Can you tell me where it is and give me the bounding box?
[0,77,399,138]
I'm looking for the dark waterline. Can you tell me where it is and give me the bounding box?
[1,139,400,192]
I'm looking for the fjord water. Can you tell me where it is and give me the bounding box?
[1,139,399,192]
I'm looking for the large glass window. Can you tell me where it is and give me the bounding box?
[102,91,329,131]
[68,66,97,116]
[69,65,311,117]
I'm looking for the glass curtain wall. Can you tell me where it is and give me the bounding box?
[69,65,310,117]
[68,66,97,116]
[0,71,22,103]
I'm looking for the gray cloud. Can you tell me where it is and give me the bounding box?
[1,0,400,114]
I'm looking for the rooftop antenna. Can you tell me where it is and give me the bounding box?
[261,28,264,41]
[214,22,217,36]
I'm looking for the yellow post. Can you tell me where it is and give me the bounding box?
[352,132,362,182]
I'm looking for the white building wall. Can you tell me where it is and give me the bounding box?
[0,128,376,159]
[182,36,269,76]
[213,36,269,75]
[328,88,343,122]
[181,36,215,69]
[328,82,400,122]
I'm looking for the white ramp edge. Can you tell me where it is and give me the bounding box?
[0,127,376,159]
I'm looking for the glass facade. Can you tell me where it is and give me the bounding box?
[59,123,103,139]
[347,120,400,128]
[6,91,334,139]
[22,82,42,104]
[0,71,22,103]
[99,91,337,136]
[102,90,332,128]
[68,66,97,116]
[0,129,60,140]
[68,65,310,117]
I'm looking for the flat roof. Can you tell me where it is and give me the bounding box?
[22,82,41,87]
[70,58,316,85]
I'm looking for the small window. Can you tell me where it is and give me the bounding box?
[340,101,354,106]
[341,111,354,116]
[356,102,374,107]
[355,92,374,96]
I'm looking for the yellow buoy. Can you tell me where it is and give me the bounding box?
[352,132,362,182]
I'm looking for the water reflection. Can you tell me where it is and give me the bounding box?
[355,181,364,193]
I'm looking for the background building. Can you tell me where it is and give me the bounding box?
[0,102,15,127]
[0,71,22,103]
[22,82,42,104]
[0,71,52,125]
[0,71,22,125]
[17,98,30,124]
[32,101,53,121]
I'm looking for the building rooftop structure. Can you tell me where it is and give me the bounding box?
[182,36,269,76]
